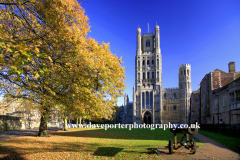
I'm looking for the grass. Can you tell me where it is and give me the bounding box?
[199,130,240,153]
[0,127,204,160]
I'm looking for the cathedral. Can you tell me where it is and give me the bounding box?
[115,25,192,125]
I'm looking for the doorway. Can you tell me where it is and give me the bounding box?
[143,111,151,124]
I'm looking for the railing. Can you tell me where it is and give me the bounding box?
[200,124,240,138]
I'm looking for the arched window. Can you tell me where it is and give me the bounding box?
[138,73,140,79]
[143,73,145,79]
[146,92,149,109]
[164,93,166,99]
[147,60,149,65]
[138,61,140,67]
[173,106,176,110]
[157,71,159,78]
[150,92,153,109]
[157,59,159,66]
[146,40,150,47]
[173,93,176,99]
[152,72,154,79]
[142,92,145,109]
[142,60,145,66]
[187,69,189,76]
[152,60,154,65]
[184,70,186,75]
[147,72,150,79]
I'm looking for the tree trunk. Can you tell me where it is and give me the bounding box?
[79,117,82,125]
[38,110,49,137]
[63,118,68,131]
[76,118,78,128]
[83,117,85,125]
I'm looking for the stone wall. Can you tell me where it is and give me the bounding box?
[0,115,40,131]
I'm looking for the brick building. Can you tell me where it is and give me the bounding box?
[211,77,240,125]
[190,89,200,123]
[199,62,240,124]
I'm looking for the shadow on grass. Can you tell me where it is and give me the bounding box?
[93,147,123,157]
[0,145,25,160]
[123,148,157,155]
[0,128,204,159]
[0,138,100,159]
[50,128,201,143]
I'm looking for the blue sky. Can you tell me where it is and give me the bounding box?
[0,1,239,106]
[81,0,240,106]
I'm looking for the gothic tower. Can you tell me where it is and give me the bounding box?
[179,64,192,123]
[133,25,163,124]
[131,24,191,125]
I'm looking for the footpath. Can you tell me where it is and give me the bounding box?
[193,133,240,160]
[0,127,62,142]
[157,133,240,160]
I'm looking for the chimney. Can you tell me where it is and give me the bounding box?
[228,62,235,73]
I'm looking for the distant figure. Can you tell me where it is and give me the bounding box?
[219,119,224,129]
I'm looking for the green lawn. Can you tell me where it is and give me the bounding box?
[0,128,204,160]
[199,130,240,153]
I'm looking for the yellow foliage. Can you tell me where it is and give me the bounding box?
[0,0,126,122]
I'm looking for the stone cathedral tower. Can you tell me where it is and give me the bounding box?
[132,25,191,124]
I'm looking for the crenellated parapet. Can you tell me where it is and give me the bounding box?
[179,64,191,69]
[163,87,179,90]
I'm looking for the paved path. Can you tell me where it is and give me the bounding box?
[194,133,240,160]
[0,127,62,142]
[157,133,240,160]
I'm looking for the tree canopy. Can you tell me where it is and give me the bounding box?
[0,0,126,136]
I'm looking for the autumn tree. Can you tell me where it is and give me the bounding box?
[0,0,126,136]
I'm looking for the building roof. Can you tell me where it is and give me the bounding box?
[213,69,226,73]
[215,77,240,94]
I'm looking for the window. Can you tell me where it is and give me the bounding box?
[173,106,176,110]
[187,69,189,76]
[146,40,150,47]
[147,60,149,65]
[230,92,234,103]
[138,61,140,67]
[142,60,145,66]
[138,73,140,79]
[147,72,150,79]
[236,90,240,102]
[152,72,154,79]
[152,84,155,89]
[157,59,159,66]
[146,92,149,109]
[157,71,159,78]
[152,60,154,65]
[164,93,166,99]
[143,73,145,79]
[181,70,182,75]
[184,70,186,75]
[173,93,176,99]
[163,106,166,110]
[142,92,145,109]
[150,92,153,109]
